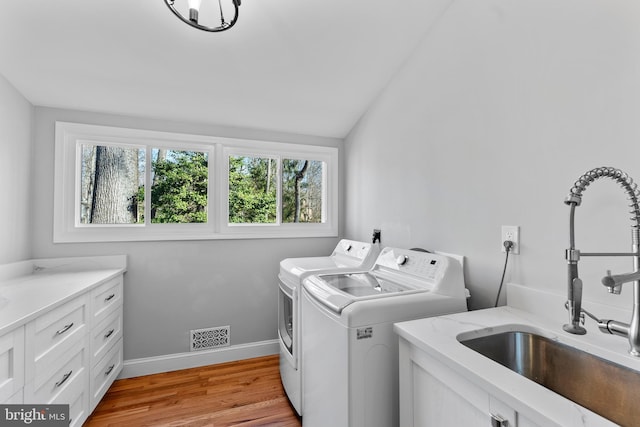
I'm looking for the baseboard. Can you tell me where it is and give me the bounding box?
[119,339,280,379]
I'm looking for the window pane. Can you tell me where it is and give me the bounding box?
[282,159,324,223]
[80,144,144,224]
[228,155,277,224]
[150,149,208,224]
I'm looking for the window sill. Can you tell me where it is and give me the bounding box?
[53,227,338,243]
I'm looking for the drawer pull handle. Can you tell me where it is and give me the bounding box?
[104,329,115,339]
[104,294,116,302]
[56,323,74,335]
[105,364,115,376]
[490,413,509,427]
[55,370,73,388]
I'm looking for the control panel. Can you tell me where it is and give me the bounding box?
[375,247,447,281]
[332,239,375,261]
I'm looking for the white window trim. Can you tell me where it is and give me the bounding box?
[54,122,339,242]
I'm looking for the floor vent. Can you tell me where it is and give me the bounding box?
[190,326,230,351]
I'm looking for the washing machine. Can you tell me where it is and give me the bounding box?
[301,247,468,427]
[278,239,380,415]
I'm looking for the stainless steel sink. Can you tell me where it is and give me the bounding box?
[459,330,640,426]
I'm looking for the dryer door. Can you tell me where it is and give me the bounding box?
[278,280,296,367]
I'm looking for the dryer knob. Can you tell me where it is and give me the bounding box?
[396,255,409,266]
[345,244,353,252]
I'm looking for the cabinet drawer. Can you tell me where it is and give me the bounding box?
[91,307,122,366]
[27,344,87,405]
[90,338,122,410]
[0,326,24,402]
[31,296,88,368]
[91,276,123,326]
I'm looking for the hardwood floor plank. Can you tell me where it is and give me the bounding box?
[85,355,301,427]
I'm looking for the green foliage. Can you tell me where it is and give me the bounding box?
[134,152,322,226]
[228,156,277,223]
[150,151,208,223]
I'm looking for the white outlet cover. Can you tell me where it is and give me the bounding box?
[501,225,520,254]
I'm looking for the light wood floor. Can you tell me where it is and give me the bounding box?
[85,355,302,427]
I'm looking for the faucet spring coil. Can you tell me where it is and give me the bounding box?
[567,167,640,228]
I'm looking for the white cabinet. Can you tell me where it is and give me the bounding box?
[398,338,541,427]
[0,326,24,403]
[0,262,125,427]
[90,337,122,409]
[89,275,123,410]
[24,294,90,426]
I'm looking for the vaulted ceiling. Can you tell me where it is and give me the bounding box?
[0,0,452,138]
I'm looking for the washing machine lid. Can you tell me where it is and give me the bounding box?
[303,272,422,313]
[280,255,355,278]
[279,240,379,284]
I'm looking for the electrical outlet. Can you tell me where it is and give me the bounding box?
[501,225,520,254]
[372,229,381,244]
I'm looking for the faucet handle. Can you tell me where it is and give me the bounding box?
[604,270,617,294]
[602,269,626,295]
[572,277,583,313]
[563,278,587,335]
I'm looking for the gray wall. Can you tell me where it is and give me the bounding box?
[31,107,342,360]
[0,74,34,264]
[344,0,640,310]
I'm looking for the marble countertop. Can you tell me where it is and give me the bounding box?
[0,255,126,336]
[394,284,640,427]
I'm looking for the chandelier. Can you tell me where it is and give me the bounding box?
[164,0,241,32]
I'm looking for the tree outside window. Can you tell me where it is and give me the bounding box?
[80,144,208,225]
[227,155,325,225]
[228,155,277,224]
[282,159,324,223]
[150,149,208,224]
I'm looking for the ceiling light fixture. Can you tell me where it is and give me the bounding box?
[164,0,241,32]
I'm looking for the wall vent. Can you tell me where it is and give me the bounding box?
[190,326,230,351]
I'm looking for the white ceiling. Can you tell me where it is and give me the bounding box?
[0,0,451,138]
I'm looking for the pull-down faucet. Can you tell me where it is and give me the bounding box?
[564,166,640,356]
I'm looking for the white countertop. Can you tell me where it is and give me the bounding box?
[394,284,640,427]
[0,255,126,336]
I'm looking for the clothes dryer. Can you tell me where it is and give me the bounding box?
[301,247,468,427]
[278,239,379,415]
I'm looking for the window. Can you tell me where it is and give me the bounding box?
[224,155,328,226]
[228,155,278,224]
[220,145,335,237]
[54,122,338,242]
[79,144,146,225]
[281,159,324,224]
[149,149,209,224]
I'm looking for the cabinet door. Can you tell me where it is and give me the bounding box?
[27,344,87,404]
[399,339,490,426]
[91,276,123,327]
[400,338,549,427]
[412,363,488,425]
[27,295,88,381]
[90,306,122,366]
[0,327,24,402]
[90,337,122,410]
